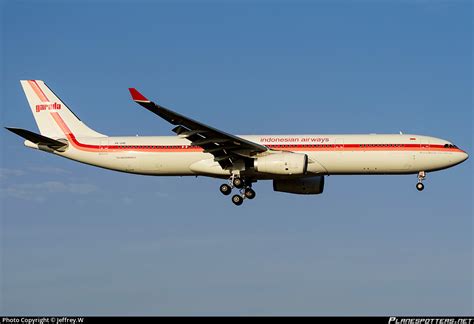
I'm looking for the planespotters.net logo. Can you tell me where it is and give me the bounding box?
[35,102,61,113]
[1,318,84,324]
[389,318,473,324]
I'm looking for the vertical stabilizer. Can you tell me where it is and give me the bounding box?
[20,80,105,138]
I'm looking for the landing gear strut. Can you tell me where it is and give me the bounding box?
[416,171,426,191]
[220,175,256,205]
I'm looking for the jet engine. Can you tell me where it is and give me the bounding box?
[273,176,325,194]
[254,152,308,175]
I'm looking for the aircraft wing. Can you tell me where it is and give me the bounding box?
[128,88,268,169]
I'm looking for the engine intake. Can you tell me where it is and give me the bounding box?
[254,152,308,175]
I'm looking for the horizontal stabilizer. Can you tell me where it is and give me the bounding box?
[5,127,68,151]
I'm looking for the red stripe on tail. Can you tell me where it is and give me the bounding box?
[28,80,49,102]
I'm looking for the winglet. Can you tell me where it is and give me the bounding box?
[128,88,150,102]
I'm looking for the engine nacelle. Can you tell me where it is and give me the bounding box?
[254,152,308,175]
[273,176,325,195]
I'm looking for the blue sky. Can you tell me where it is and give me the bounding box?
[1,0,472,315]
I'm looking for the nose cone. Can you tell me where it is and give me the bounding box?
[454,151,469,165]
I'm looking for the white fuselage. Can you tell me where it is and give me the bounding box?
[12,79,469,204]
[27,133,468,179]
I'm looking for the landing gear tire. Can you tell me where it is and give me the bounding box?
[244,188,256,200]
[231,194,244,206]
[220,184,232,196]
[233,177,244,189]
[416,171,426,192]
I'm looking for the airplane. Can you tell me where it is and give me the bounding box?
[5,80,469,205]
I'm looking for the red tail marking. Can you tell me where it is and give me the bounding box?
[28,80,49,102]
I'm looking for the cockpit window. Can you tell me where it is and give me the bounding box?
[445,144,458,149]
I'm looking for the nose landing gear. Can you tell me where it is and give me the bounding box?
[416,171,426,191]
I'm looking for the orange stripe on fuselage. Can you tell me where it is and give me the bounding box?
[50,112,465,154]
[265,144,463,153]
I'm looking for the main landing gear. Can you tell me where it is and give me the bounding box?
[219,175,256,206]
[416,171,426,191]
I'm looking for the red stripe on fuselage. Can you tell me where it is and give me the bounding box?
[266,144,461,153]
[51,112,98,151]
[49,112,464,154]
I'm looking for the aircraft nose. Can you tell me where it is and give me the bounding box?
[454,150,469,165]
